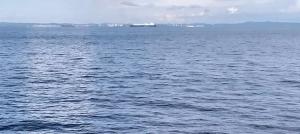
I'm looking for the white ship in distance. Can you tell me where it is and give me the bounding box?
[130,22,156,27]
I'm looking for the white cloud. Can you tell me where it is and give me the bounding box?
[227,7,239,14]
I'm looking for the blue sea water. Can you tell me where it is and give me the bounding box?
[0,26,300,134]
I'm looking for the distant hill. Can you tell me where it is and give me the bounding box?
[205,22,300,30]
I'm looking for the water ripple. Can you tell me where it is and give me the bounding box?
[1,27,300,133]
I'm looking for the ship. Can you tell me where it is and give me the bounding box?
[130,23,156,27]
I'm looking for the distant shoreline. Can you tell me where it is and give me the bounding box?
[1,22,300,29]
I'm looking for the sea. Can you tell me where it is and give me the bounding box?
[0,24,300,134]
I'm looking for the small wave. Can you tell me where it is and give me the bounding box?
[89,67,102,70]
[108,85,132,89]
[86,41,98,45]
[280,79,300,84]
[183,88,202,93]
[197,132,228,134]
[71,57,85,61]
[0,120,87,131]
[134,100,226,112]
[80,75,98,79]
[29,79,59,84]
[2,84,20,87]
[7,76,29,80]
[279,115,300,120]
[249,124,300,132]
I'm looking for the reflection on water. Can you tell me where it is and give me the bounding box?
[1,27,300,133]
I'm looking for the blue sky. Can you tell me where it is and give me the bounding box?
[0,0,300,23]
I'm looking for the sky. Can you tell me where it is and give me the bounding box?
[0,0,300,24]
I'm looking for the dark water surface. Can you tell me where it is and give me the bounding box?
[1,27,300,133]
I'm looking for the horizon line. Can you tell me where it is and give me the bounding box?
[1,21,300,25]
